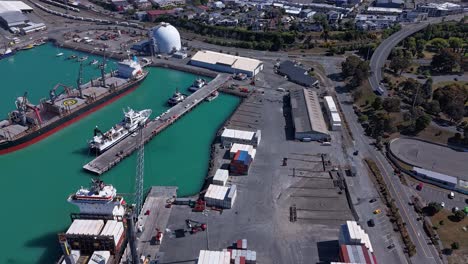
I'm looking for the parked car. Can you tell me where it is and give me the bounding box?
[416,183,423,191]
[368,219,375,227]
[449,192,455,199]
[369,198,377,203]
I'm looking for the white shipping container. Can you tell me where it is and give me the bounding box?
[213,169,229,186]
[66,219,104,235]
[242,239,247,249]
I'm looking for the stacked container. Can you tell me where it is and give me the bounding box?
[230,150,253,175]
[204,184,237,209]
[213,169,229,186]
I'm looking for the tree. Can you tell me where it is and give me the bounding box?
[415,114,431,132]
[341,56,370,87]
[372,97,382,110]
[429,38,449,51]
[431,49,460,73]
[451,242,460,250]
[416,39,426,55]
[383,98,401,112]
[454,210,466,221]
[390,52,411,75]
[421,78,433,100]
[433,83,468,122]
[426,202,442,215]
[425,101,441,115]
[448,37,463,52]
[404,37,417,57]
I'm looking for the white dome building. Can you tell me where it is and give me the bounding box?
[150,22,181,54]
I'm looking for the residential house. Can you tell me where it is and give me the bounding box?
[299,9,315,19]
[111,0,131,12]
[327,11,341,24]
[146,9,176,21]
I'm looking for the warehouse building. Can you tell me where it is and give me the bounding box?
[0,1,33,13]
[221,128,261,148]
[277,60,319,87]
[290,89,329,141]
[0,11,29,29]
[413,167,458,189]
[324,96,342,130]
[20,22,46,35]
[190,50,264,77]
[416,2,463,17]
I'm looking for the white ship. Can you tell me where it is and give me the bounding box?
[188,78,207,92]
[89,108,152,153]
[67,179,126,218]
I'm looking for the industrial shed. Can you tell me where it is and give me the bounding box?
[290,89,329,141]
[277,60,318,87]
[0,11,29,28]
[413,167,458,188]
[190,50,263,77]
[0,1,33,13]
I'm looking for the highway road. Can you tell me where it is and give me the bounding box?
[369,15,465,95]
[369,23,428,95]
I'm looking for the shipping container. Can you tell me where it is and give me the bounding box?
[229,144,254,159]
[213,169,229,186]
[66,219,104,235]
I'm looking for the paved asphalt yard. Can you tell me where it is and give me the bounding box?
[158,71,353,264]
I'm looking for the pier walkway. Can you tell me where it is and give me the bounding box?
[83,74,230,175]
[120,186,178,263]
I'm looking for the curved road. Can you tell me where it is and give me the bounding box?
[369,23,429,95]
[369,15,464,95]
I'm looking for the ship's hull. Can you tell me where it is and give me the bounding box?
[0,50,17,60]
[0,72,148,155]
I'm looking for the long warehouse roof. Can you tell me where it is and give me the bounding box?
[290,88,328,135]
[414,167,458,185]
[222,128,255,140]
[0,1,33,13]
[191,50,263,73]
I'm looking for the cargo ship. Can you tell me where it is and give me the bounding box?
[89,108,152,154]
[0,47,16,60]
[57,180,127,264]
[0,57,148,154]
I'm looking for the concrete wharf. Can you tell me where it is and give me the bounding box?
[120,186,178,263]
[83,73,230,175]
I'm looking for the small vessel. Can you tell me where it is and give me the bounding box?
[78,56,88,62]
[206,91,219,102]
[56,52,64,57]
[188,78,207,92]
[21,44,34,50]
[89,59,98,65]
[167,89,186,106]
[0,48,16,60]
[67,54,77,60]
[89,108,152,153]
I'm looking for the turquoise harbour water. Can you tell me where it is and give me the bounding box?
[0,44,240,263]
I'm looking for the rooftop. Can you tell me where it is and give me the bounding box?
[221,128,255,140]
[0,1,32,13]
[191,50,263,73]
[414,167,458,185]
[290,88,328,135]
[278,61,318,87]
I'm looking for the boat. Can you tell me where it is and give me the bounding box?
[21,44,35,50]
[0,48,16,60]
[89,59,98,65]
[206,91,219,102]
[188,78,207,92]
[67,179,126,217]
[67,54,77,60]
[89,107,152,153]
[0,57,149,154]
[56,52,64,57]
[78,56,88,62]
[167,89,186,106]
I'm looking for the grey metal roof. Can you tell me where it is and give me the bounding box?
[278,61,318,87]
[290,88,328,135]
[414,167,458,185]
[0,11,27,25]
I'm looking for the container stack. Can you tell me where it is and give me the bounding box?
[196,239,256,264]
[230,150,253,175]
[229,143,256,159]
[213,169,229,186]
[204,184,237,209]
[197,250,230,264]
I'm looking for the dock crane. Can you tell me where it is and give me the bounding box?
[126,122,146,264]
